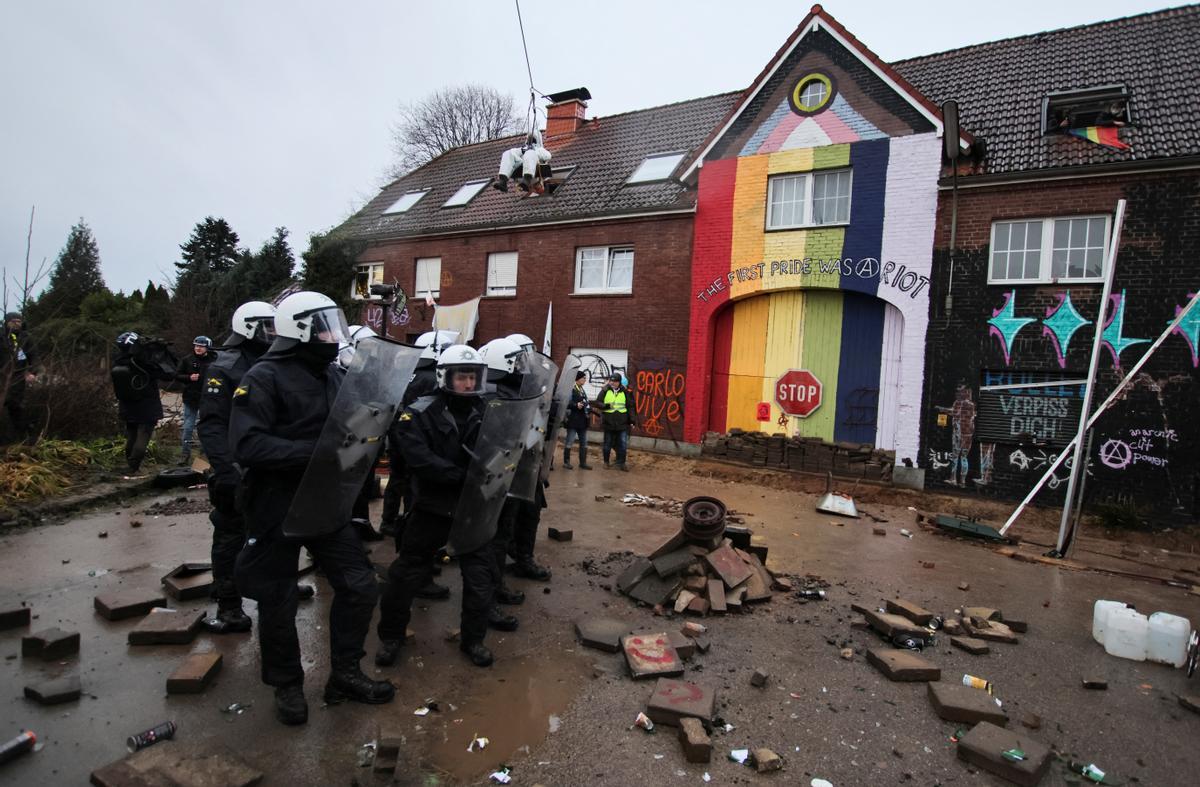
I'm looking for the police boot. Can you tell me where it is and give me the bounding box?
[379,518,398,538]
[460,641,494,667]
[415,580,450,600]
[351,517,384,542]
[496,584,525,605]
[275,683,308,726]
[487,606,519,632]
[511,558,552,581]
[324,664,396,705]
[375,638,404,667]
[204,603,252,634]
[296,583,315,600]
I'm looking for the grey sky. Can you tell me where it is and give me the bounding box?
[0,0,1172,301]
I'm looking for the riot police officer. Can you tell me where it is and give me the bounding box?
[502,334,553,583]
[376,344,497,668]
[230,291,394,725]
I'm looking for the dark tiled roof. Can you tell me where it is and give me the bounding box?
[343,92,741,241]
[893,4,1200,175]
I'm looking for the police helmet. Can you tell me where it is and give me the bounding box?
[275,292,349,344]
[436,344,487,396]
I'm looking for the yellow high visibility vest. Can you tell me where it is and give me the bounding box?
[602,389,627,414]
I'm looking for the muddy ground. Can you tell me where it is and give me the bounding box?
[1,451,1198,786]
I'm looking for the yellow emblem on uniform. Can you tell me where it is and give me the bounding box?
[233,385,249,397]
[207,377,223,387]
[399,412,412,421]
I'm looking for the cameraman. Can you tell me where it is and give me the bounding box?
[110,332,172,476]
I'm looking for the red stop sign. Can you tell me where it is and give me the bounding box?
[775,369,823,418]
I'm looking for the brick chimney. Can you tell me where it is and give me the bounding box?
[544,87,592,137]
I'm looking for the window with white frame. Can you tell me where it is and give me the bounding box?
[486,251,518,296]
[627,152,685,184]
[989,215,1110,283]
[570,347,628,401]
[352,262,384,300]
[574,246,634,294]
[766,169,852,229]
[382,190,428,214]
[415,257,441,299]
[443,181,488,208]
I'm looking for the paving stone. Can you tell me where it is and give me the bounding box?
[677,717,712,763]
[724,585,746,613]
[0,605,31,630]
[928,681,1008,726]
[964,606,1002,622]
[627,573,682,607]
[373,753,398,774]
[666,630,695,660]
[741,555,773,603]
[951,636,990,655]
[750,668,769,687]
[693,636,711,654]
[850,603,873,615]
[873,526,887,536]
[94,590,169,621]
[21,627,80,660]
[1178,694,1200,715]
[377,726,404,757]
[617,558,655,594]
[771,575,793,592]
[547,527,573,542]
[1081,677,1107,690]
[90,759,175,787]
[161,563,215,602]
[681,575,706,594]
[1021,713,1043,730]
[956,721,1051,787]
[707,580,727,614]
[575,618,631,653]
[752,748,783,773]
[648,529,687,560]
[704,544,753,588]
[24,674,82,705]
[943,619,963,635]
[91,742,263,787]
[673,589,697,614]
[685,596,710,616]
[747,537,769,564]
[966,620,1019,644]
[866,648,940,681]
[886,599,934,626]
[1006,619,1029,633]
[863,610,931,641]
[645,678,716,729]
[622,632,683,680]
[128,609,205,646]
[167,651,223,694]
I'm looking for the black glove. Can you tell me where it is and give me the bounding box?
[208,477,239,512]
[444,465,465,485]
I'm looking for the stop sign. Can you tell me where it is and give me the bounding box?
[775,369,823,418]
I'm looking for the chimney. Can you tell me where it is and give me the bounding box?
[544,87,592,137]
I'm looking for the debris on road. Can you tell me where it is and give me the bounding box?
[161,563,214,601]
[728,748,750,765]
[750,668,769,688]
[127,609,204,646]
[751,748,783,773]
[165,651,222,694]
[622,633,684,679]
[0,730,37,766]
[0,605,31,630]
[956,721,1051,785]
[1082,678,1108,690]
[467,735,489,752]
[93,590,168,621]
[677,717,712,763]
[866,648,940,682]
[21,627,79,661]
[575,618,631,653]
[23,675,82,705]
[633,712,655,732]
[645,678,716,729]
[126,720,177,752]
[928,682,1008,726]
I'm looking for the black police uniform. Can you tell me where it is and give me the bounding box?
[111,341,171,473]
[380,361,438,537]
[377,390,494,660]
[229,343,384,700]
[2,318,35,441]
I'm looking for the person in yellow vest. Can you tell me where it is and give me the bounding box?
[595,372,635,471]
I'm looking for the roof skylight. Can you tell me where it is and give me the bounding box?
[443,180,489,208]
[382,190,429,214]
[626,152,685,184]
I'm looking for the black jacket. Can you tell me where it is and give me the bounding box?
[595,384,635,431]
[175,350,217,408]
[395,392,483,518]
[112,347,172,425]
[565,383,591,430]
[2,326,35,381]
[197,342,266,485]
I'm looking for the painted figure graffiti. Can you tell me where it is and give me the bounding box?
[936,384,976,487]
[977,442,995,486]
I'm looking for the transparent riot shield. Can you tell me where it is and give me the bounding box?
[282,338,422,538]
[508,352,559,502]
[541,353,583,484]
[448,395,544,555]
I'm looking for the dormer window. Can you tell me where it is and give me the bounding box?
[1043,85,1131,134]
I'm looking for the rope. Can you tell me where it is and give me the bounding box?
[514,0,541,133]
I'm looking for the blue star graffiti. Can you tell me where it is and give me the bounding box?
[1042,291,1090,369]
[1169,292,1200,367]
[987,291,1036,365]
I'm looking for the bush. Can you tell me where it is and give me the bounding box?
[1091,501,1150,531]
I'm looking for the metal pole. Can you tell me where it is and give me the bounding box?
[1064,429,1095,559]
[1056,200,1126,553]
[1000,288,1200,535]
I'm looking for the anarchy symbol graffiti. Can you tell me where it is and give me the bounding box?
[1099,438,1133,470]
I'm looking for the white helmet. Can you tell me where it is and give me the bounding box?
[507,333,535,351]
[478,336,526,377]
[436,344,487,396]
[337,325,378,368]
[275,291,349,344]
[231,301,276,343]
[417,329,459,361]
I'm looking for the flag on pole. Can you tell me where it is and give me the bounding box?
[1067,126,1130,151]
[542,302,552,355]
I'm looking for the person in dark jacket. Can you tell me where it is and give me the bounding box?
[562,370,592,469]
[175,336,216,465]
[2,312,37,443]
[596,372,635,470]
[230,291,394,726]
[111,332,173,476]
[376,344,496,669]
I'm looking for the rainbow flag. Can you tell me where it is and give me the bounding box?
[1068,126,1131,151]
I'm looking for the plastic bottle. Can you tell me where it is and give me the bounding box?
[1092,600,1127,644]
[0,731,36,766]
[1147,612,1192,668]
[1104,607,1148,661]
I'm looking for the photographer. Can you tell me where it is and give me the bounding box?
[110,332,174,477]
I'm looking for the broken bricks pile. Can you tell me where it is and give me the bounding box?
[701,429,895,481]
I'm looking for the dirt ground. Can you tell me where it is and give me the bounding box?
[1,450,1198,786]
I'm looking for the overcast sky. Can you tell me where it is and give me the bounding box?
[0,0,1174,302]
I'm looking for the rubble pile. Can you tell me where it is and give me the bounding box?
[620,493,748,524]
[701,429,895,481]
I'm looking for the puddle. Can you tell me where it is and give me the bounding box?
[422,653,588,780]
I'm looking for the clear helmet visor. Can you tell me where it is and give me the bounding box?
[440,363,487,396]
[251,317,276,343]
[307,308,350,344]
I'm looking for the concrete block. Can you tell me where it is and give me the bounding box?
[750,668,768,687]
[21,628,80,660]
[725,585,746,613]
[951,636,990,655]
[683,575,707,594]
[166,651,223,694]
[575,618,630,653]
[161,563,214,602]
[547,527,573,542]
[707,580,727,614]
[627,573,682,607]
[964,606,1002,622]
[866,648,940,681]
[863,610,930,641]
[741,555,773,603]
[94,590,169,621]
[128,609,205,645]
[648,529,687,560]
[956,721,1051,787]
[928,681,1008,726]
[617,557,654,594]
[752,748,783,772]
[667,630,695,660]
[685,597,710,616]
[677,717,712,763]
[622,632,683,680]
[0,605,31,630]
[885,598,934,626]
[674,589,697,614]
[967,620,1019,644]
[24,674,82,705]
[645,678,716,729]
[91,742,263,787]
[704,544,753,588]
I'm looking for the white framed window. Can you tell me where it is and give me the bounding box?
[382,190,428,214]
[443,181,488,208]
[989,215,1110,284]
[352,262,384,300]
[574,246,634,294]
[766,169,852,229]
[627,152,686,184]
[415,257,441,299]
[570,347,628,401]
[486,251,518,297]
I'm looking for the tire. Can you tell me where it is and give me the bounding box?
[154,466,203,489]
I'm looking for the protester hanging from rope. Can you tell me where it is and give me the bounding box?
[493,122,553,194]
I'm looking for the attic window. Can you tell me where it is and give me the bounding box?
[382,190,428,214]
[790,73,834,115]
[443,180,488,208]
[524,165,577,198]
[626,152,685,184]
[1043,85,1131,134]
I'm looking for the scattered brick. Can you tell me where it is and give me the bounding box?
[667,630,696,660]
[1082,678,1108,690]
[866,648,940,682]
[966,620,1019,644]
[752,748,783,773]
[741,555,774,603]
[91,743,263,787]
[166,651,223,694]
[0,606,31,631]
[21,628,80,661]
[374,753,398,774]
[693,636,711,654]
[956,721,1051,787]
[128,609,205,646]
[840,648,855,660]
[24,675,82,705]
[922,561,936,569]
[707,580,727,614]
[685,597,710,616]
[725,585,746,613]
[674,590,697,614]
[886,598,934,626]
[627,574,682,607]
[94,590,168,621]
[645,678,716,729]
[873,527,887,536]
[161,563,214,602]
[681,621,707,638]
[943,619,963,635]
[547,527,573,542]
[958,582,970,591]
[684,576,707,594]
[750,668,769,687]
[1178,694,1200,715]
[677,717,712,763]
[622,632,683,680]
[964,607,1002,622]
[648,529,687,560]
[617,558,654,594]
[747,536,769,564]
[704,544,753,588]
[771,575,793,592]
[1021,713,1043,730]
[928,681,1008,726]
[653,547,695,579]
[575,618,631,653]
[951,636,990,655]
[377,726,403,758]
[1006,619,1029,633]
[862,610,930,641]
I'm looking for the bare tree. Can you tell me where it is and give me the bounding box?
[386,85,524,179]
[7,206,50,315]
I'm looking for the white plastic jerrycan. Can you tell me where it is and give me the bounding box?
[1104,607,1148,661]
[1092,599,1127,644]
[1147,612,1191,668]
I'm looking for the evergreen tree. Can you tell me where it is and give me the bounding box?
[300,231,363,313]
[142,281,172,333]
[176,217,241,278]
[30,219,108,322]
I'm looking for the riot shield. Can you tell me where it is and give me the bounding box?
[508,352,558,502]
[282,338,422,538]
[541,353,583,484]
[448,395,544,555]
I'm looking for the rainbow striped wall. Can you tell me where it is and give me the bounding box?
[684,133,940,463]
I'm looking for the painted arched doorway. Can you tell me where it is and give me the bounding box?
[708,288,903,448]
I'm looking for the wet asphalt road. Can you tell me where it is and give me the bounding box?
[1,451,1199,786]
